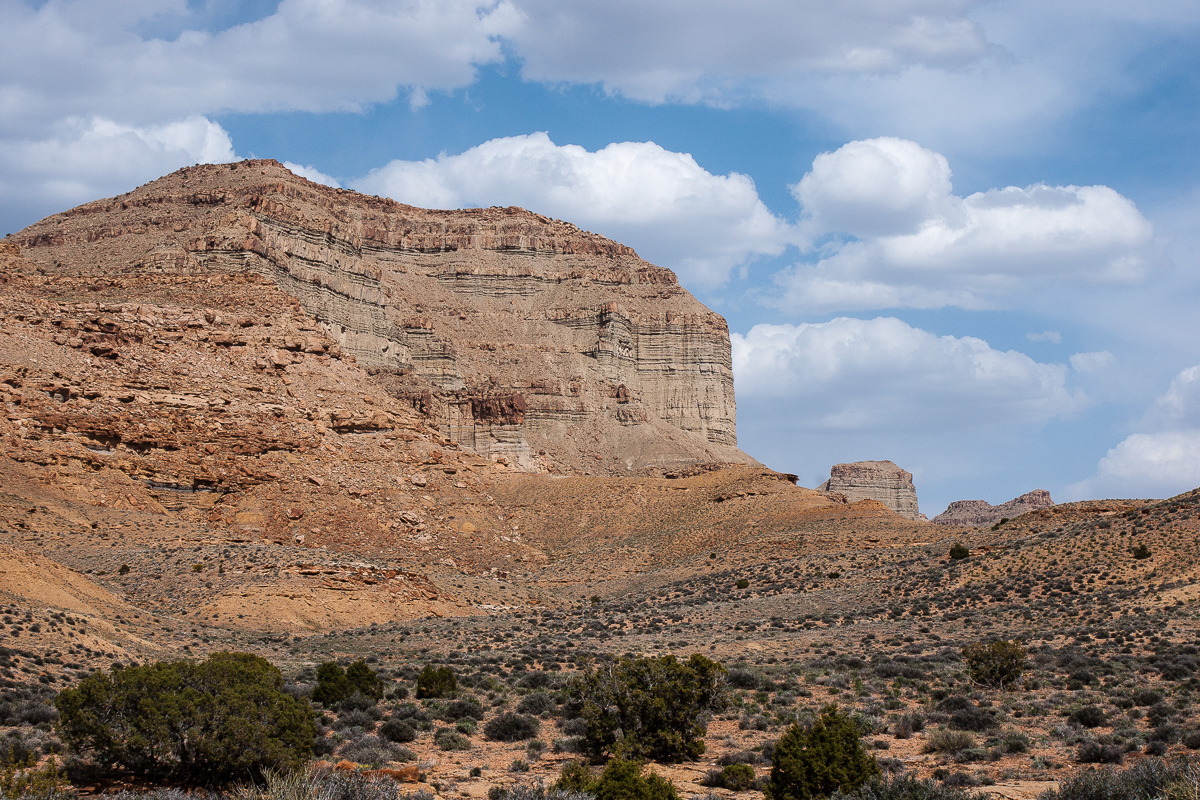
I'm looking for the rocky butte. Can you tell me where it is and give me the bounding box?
[932,489,1055,527]
[818,460,921,520]
[12,160,755,476]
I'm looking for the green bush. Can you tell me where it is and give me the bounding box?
[720,763,757,791]
[556,760,596,793]
[346,660,384,700]
[567,654,726,762]
[594,758,679,800]
[484,712,541,742]
[54,652,314,784]
[1132,544,1152,559]
[380,718,418,743]
[961,640,1026,690]
[313,659,382,707]
[416,665,457,699]
[767,705,879,800]
[948,543,969,560]
[313,662,350,706]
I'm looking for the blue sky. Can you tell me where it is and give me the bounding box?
[2,0,1199,514]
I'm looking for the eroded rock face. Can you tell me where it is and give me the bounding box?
[12,160,753,475]
[818,460,920,520]
[932,489,1054,527]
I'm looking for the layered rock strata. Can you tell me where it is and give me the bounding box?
[819,460,920,520]
[11,160,753,475]
[932,489,1055,526]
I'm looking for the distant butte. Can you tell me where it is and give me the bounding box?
[11,159,756,477]
[818,460,920,520]
[932,489,1055,527]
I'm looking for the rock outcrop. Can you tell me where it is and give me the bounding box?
[10,160,754,475]
[818,461,920,520]
[932,490,1055,527]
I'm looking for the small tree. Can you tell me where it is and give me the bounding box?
[312,661,352,706]
[416,664,457,699]
[346,660,383,700]
[54,652,314,784]
[767,705,878,800]
[948,543,970,560]
[961,640,1026,690]
[568,653,726,762]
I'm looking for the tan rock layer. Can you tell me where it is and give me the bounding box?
[13,160,752,475]
[818,460,920,521]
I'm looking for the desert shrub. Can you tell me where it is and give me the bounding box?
[340,734,414,766]
[485,713,541,742]
[438,699,485,721]
[392,704,428,723]
[1001,732,1031,754]
[1132,544,1152,559]
[719,751,768,767]
[736,579,750,590]
[517,693,557,717]
[1039,754,1200,800]
[728,669,761,690]
[924,730,975,755]
[556,760,595,793]
[593,758,679,800]
[9,700,57,727]
[1069,706,1107,729]
[416,665,457,699]
[498,778,595,800]
[1076,742,1123,764]
[435,729,472,751]
[337,708,377,731]
[1134,689,1163,707]
[833,774,976,800]
[237,765,419,800]
[961,640,1026,690]
[1184,731,1200,750]
[54,652,314,784]
[338,692,380,715]
[767,705,879,800]
[948,544,969,561]
[520,672,555,691]
[567,654,726,762]
[947,707,996,733]
[715,764,756,791]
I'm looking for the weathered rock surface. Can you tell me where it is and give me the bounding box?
[932,489,1055,527]
[11,160,754,475]
[818,460,920,520]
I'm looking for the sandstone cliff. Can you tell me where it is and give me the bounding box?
[11,160,754,475]
[819,460,920,520]
[932,489,1054,527]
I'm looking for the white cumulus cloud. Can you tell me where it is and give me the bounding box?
[770,137,1159,312]
[353,132,795,287]
[505,0,991,104]
[0,116,235,232]
[1070,351,1114,373]
[731,316,1085,431]
[1068,366,1200,499]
